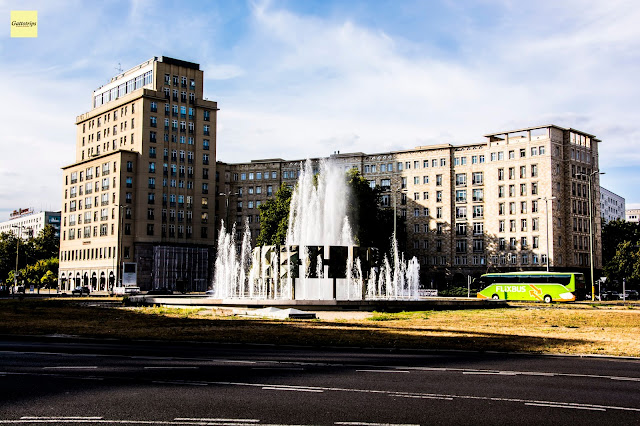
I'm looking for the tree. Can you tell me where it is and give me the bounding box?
[601,220,640,287]
[257,184,292,246]
[32,225,60,260]
[345,169,398,255]
[604,240,640,285]
[40,270,58,289]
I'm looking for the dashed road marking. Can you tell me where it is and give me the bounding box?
[525,403,607,411]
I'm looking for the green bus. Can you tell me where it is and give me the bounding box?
[476,272,586,303]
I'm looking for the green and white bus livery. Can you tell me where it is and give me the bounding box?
[476,272,585,303]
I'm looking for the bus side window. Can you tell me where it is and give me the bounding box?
[558,276,571,286]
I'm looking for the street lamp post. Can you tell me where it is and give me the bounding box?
[582,171,605,301]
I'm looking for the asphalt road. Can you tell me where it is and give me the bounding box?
[0,337,639,425]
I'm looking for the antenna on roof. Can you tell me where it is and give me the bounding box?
[115,62,123,73]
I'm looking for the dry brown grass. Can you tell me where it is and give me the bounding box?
[0,299,638,357]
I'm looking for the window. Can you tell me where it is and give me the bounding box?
[455,173,466,186]
[498,168,504,181]
[473,205,483,218]
[456,190,467,203]
[436,191,442,202]
[472,172,483,185]
[531,164,538,177]
[436,175,442,186]
[456,206,467,219]
[473,222,483,235]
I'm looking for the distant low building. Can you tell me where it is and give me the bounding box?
[600,187,625,223]
[626,209,640,223]
[0,209,61,239]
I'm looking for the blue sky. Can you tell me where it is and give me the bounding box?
[1,0,640,218]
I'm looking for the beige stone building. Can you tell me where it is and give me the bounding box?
[217,125,603,285]
[59,57,217,292]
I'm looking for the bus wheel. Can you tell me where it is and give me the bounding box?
[543,295,552,303]
[492,294,499,300]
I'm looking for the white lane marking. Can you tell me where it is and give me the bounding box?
[389,394,453,401]
[216,359,257,364]
[336,423,420,426]
[174,418,259,423]
[131,356,174,360]
[20,416,102,420]
[462,372,517,376]
[251,367,305,371]
[143,367,199,370]
[209,380,640,413]
[356,370,410,373]
[152,380,208,386]
[525,403,607,411]
[262,386,324,393]
[610,376,640,382]
[43,366,98,370]
[0,420,287,425]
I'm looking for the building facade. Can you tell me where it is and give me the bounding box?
[0,209,61,239]
[59,57,218,292]
[600,187,625,223]
[216,125,603,285]
[626,209,640,223]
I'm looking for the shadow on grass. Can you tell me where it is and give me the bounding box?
[0,299,591,354]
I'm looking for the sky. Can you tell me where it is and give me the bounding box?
[1,0,640,219]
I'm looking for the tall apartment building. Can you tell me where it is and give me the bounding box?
[59,57,218,292]
[217,125,602,285]
[0,209,61,239]
[600,187,625,223]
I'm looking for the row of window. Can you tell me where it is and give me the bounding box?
[61,246,117,262]
[236,186,274,196]
[68,162,115,184]
[66,180,114,199]
[497,182,539,197]
[490,146,545,162]
[497,165,538,180]
[235,171,279,181]
[163,87,196,104]
[149,132,209,148]
[93,72,151,109]
[84,103,135,132]
[164,73,196,90]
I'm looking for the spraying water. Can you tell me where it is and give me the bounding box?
[211,158,420,300]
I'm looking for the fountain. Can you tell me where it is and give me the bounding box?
[211,158,420,301]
